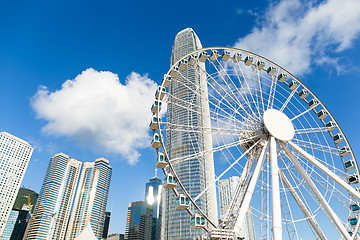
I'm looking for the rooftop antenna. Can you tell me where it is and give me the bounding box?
[154,168,158,178]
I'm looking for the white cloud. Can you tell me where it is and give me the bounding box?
[234,0,360,75]
[31,68,158,165]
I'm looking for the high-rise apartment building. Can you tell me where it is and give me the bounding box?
[0,132,33,238]
[124,201,153,240]
[24,153,82,240]
[162,28,218,239]
[218,176,256,239]
[145,173,162,240]
[66,158,112,240]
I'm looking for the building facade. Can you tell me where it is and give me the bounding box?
[0,132,33,238]
[124,201,153,240]
[162,28,218,239]
[66,158,112,240]
[145,174,162,240]
[102,211,111,239]
[24,153,82,239]
[218,176,256,239]
[2,209,30,240]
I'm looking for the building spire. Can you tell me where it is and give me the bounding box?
[154,168,157,178]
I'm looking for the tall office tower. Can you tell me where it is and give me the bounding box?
[24,153,82,240]
[2,209,30,240]
[145,172,162,240]
[162,28,218,239]
[124,201,153,240]
[66,158,112,240]
[0,132,33,238]
[102,211,111,239]
[218,177,256,239]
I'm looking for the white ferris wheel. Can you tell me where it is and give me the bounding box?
[150,47,359,240]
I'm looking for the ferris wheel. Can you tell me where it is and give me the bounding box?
[150,47,359,240]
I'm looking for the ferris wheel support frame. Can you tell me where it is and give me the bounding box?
[233,140,269,235]
[287,141,360,201]
[281,142,351,240]
[270,136,282,240]
[279,170,327,240]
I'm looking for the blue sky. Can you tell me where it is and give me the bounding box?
[1,0,360,235]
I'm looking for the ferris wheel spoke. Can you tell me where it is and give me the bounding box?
[214,58,262,119]
[212,58,256,119]
[171,69,251,126]
[280,87,298,112]
[287,141,360,201]
[208,59,248,112]
[281,141,352,240]
[294,126,333,135]
[193,140,261,202]
[198,62,259,122]
[164,122,254,136]
[254,68,266,113]
[279,170,328,240]
[234,63,263,118]
[166,91,253,130]
[291,104,317,121]
[266,74,278,110]
[232,60,263,118]
[291,138,340,156]
[233,140,269,235]
[169,75,247,126]
[169,135,257,166]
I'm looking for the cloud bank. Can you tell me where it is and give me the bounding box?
[234,0,360,75]
[31,68,158,164]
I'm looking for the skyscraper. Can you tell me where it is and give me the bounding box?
[66,158,112,240]
[218,176,256,239]
[145,172,162,240]
[102,211,111,239]
[124,201,153,240]
[2,209,30,240]
[162,28,218,239]
[24,153,82,240]
[0,132,33,238]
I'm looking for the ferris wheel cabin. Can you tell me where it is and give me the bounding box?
[298,89,309,99]
[191,214,206,229]
[164,173,177,189]
[221,50,231,61]
[149,115,161,130]
[156,153,167,168]
[210,50,220,61]
[151,133,161,149]
[278,73,288,82]
[175,194,190,209]
[244,56,253,66]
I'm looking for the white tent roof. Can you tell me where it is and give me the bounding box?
[74,222,98,240]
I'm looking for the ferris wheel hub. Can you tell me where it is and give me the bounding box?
[263,109,294,141]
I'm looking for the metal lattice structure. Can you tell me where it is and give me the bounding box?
[150,47,359,239]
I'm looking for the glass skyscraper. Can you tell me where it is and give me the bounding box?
[24,153,82,240]
[125,201,153,240]
[2,209,30,240]
[145,173,162,240]
[0,132,33,238]
[162,28,218,239]
[66,158,112,240]
[218,176,256,239]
